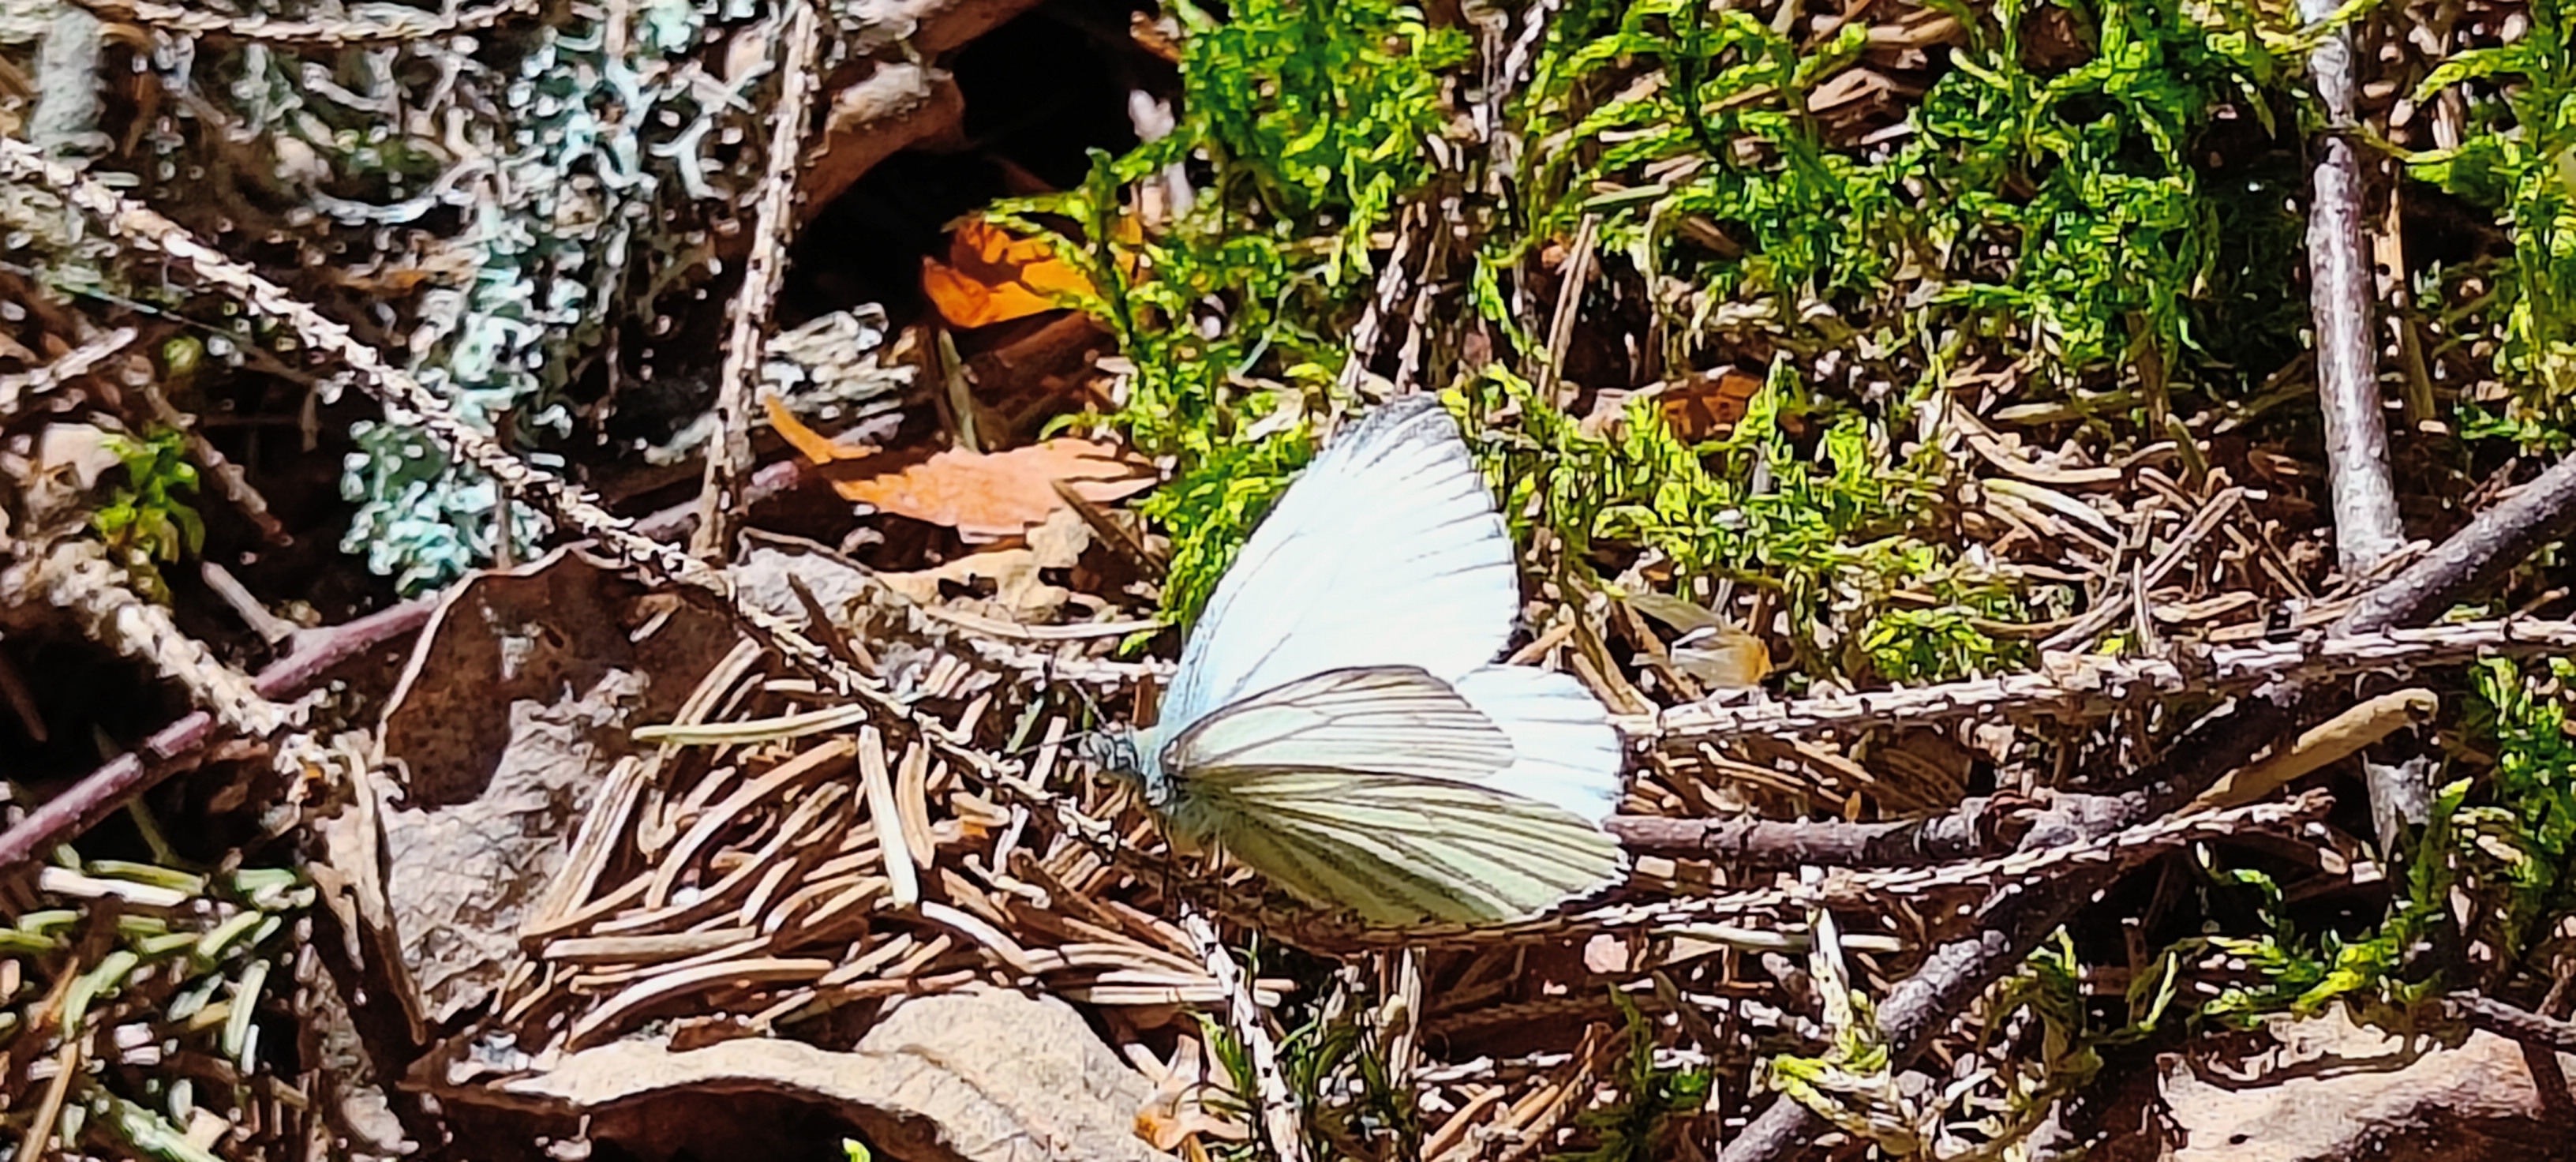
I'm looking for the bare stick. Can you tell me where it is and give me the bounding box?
[1647,617,2576,746]
[9,538,291,739]
[1297,794,2328,951]
[2342,455,2576,635]
[2301,0,2404,575]
[0,325,134,416]
[1612,793,2020,864]
[693,0,821,557]
[1532,214,1598,404]
[2298,0,2417,849]
[2449,992,2576,1054]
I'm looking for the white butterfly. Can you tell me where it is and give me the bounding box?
[1089,396,1627,926]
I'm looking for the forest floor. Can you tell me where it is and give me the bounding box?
[4,0,2576,1159]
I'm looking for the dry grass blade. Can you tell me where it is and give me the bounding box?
[567,958,833,1048]
[1182,905,1309,1162]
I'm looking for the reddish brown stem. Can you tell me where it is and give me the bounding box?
[0,596,432,877]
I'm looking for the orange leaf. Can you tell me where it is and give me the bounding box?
[922,216,1103,329]
[833,439,1157,541]
[1658,368,1763,443]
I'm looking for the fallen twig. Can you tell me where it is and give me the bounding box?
[1609,790,2023,864]
[1294,793,2328,951]
[2301,0,2402,576]
[2448,992,2576,1054]
[1181,905,1310,1162]
[0,324,134,416]
[1646,617,2576,747]
[2297,0,2417,850]
[6,538,292,738]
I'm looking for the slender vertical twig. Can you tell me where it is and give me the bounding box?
[694,0,822,557]
[2298,0,2421,849]
[2302,0,2403,575]
[1533,214,1599,405]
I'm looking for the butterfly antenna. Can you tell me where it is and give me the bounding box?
[1065,675,1110,729]
[998,722,1110,762]
[1027,654,1119,732]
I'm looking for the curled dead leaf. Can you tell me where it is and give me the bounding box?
[1625,590,1771,688]
[766,396,1156,540]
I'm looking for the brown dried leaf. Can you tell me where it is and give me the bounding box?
[773,396,1155,539]
[489,991,1174,1162]
[372,551,733,1028]
[850,440,1150,539]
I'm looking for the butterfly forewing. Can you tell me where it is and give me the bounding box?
[1160,665,1515,783]
[1155,399,1522,737]
[1447,666,1627,822]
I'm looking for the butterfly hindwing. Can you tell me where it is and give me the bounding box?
[1188,770,1627,926]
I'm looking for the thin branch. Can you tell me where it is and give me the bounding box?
[142,377,289,545]
[7,538,293,738]
[1646,617,2576,747]
[2301,0,2404,576]
[0,325,134,416]
[1481,0,1568,142]
[1288,795,2327,950]
[2340,455,2576,634]
[2450,992,2576,1054]
[1608,793,2018,864]
[1722,852,2120,1160]
[1531,213,1598,403]
[2299,0,2417,850]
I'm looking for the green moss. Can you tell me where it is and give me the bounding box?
[2405,0,2576,451]
[1005,0,1471,628]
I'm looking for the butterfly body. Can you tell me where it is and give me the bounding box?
[1097,398,1627,927]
